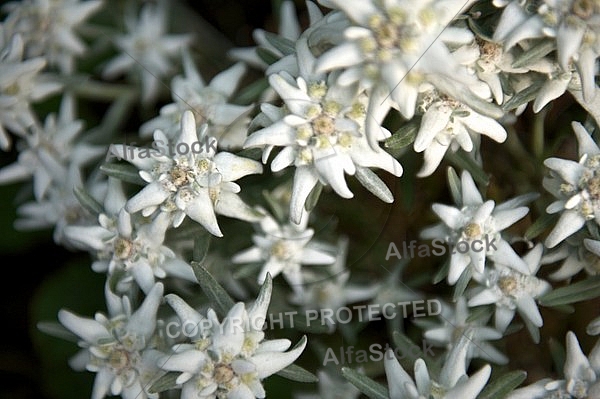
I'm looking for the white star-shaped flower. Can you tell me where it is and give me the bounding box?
[102,1,192,104]
[314,0,485,146]
[544,121,600,247]
[467,243,552,342]
[3,0,103,73]
[422,297,508,365]
[244,36,402,223]
[159,276,308,399]
[232,210,336,294]
[64,178,196,294]
[383,333,491,399]
[121,110,264,237]
[413,89,507,177]
[140,50,253,150]
[58,282,165,399]
[421,170,533,284]
[0,29,62,150]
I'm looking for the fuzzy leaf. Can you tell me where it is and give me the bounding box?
[276,364,319,383]
[447,166,462,206]
[262,32,296,55]
[99,162,145,185]
[512,39,556,69]
[341,367,389,399]
[355,166,394,203]
[73,186,103,216]
[383,121,419,150]
[36,321,78,342]
[148,372,180,394]
[524,213,558,240]
[537,276,600,306]
[502,79,545,111]
[190,261,235,318]
[478,370,528,399]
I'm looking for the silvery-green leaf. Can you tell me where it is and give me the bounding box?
[276,364,319,383]
[465,305,494,324]
[447,166,462,206]
[263,32,296,55]
[100,162,145,185]
[148,372,181,394]
[502,79,545,111]
[433,258,450,284]
[232,262,262,279]
[37,321,78,342]
[190,261,235,318]
[512,39,556,68]
[383,121,419,150]
[193,230,211,264]
[445,151,489,186]
[341,367,389,399]
[524,213,559,240]
[304,181,323,212]
[453,266,473,301]
[287,312,330,334]
[235,77,269,105]
[355,166,394,203]
[256,47,280,66]
[537,276,600,306]
[478,370,527,399]
[73,186,103,216]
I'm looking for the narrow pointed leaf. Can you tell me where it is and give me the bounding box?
[478,370,527,399]
[537,276,600,306]
[190,261,235,317]
[73,186,103,216]
[99,162,145,185]
[276,364,319,383]
[341,367,389,399]
[148,372,181,394]
[355,166,394,203]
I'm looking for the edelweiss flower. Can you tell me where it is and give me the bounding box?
[159,276,308,399]
[0,29,61,150]
[314,0,483,144]
[2,0,103,73]
[121,111,263,237]
[544,121,600,247]
[413,89,507,177]
[421,297,508,365]
[231,209,336,293]
[64,178,196,294]
[541,240,600,280]
[58,282,165,399]
[383,334,491,399]
[0,94,104,199]
[507,331,600,399]
[244,37,402,223]
[102,1,192,104]
[421,170,533,284]
[493,0,600,102]
[288,237,379,331]
[468,244,552,342]
[14,168,98,246]
[140,51,252,150]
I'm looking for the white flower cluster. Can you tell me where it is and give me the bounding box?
[2,0,600,398]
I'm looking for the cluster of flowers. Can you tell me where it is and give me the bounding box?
[2,0,600,398]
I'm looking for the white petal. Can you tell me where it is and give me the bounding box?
[461,171,483,206]
[572,121,600,156]
[127,283,163,339]
[516,295,543,327]
[126,182,170,213]
[543,158,585,184]
[290,167,319,224]
[445,365,491,399]
[58,310,111,343]
[545,210,586,248]
[254,335,307,379]
[185,192,222,237]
